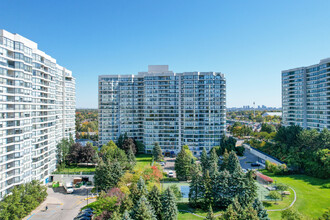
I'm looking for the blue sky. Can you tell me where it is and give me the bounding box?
[1,0,330,108]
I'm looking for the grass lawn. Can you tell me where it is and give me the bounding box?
[53,165,96,174]
[177,203,223,220]
[263,187,295,210]
[135,154,153,169]
[261,170,330,219]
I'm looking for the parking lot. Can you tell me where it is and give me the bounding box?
[24,185,95,220]
[239,149,265,170]
[163,157,176,178]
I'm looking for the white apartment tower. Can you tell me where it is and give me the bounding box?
[99,65,226,155]
[282,58,330,130]
[0,30,75,199]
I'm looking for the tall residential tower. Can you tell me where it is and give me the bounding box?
[282,58,330,130]
[0,30,75,199]
[99,65,226,155]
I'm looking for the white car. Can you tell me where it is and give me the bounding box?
[160,162,165,166]
[168,171,174,177]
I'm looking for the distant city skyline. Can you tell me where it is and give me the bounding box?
[1,0,330,108]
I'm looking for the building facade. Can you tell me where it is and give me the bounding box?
[282,58,330,130]
[99,65,226,155]
[0,30,75,199]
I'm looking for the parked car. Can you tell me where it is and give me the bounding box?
[168,171,174,177]
[74,217,90,220]
[64,182,74,194]
[76,212,93,218]
[160,162,165,166]
[251,162,261,167]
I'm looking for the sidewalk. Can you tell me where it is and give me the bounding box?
[23,188,63,220]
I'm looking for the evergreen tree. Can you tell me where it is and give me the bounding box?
[94,160,124,191]
[241,205,259,220]
[208,148,219,177]
[201,148,209,172]
[213,169,232,207]
[237,170,257,208]
[162,187,178,220]
[135,140,146,154]
[120,194,133,215]
[227,151,242,174]
[175,146,192,180]
[153,142,163,162]
[137,176,148,196]
[206,205,216,220]
[189,163,204,207]
[220,149,229,171]
[117,133,128,149]
[147,186,162,220]
[252,199,270,220]
[220,204,239,220]
[133,195,157,220]
[127,146,136,169]
[203,170,213,209]
[122,210,133,220]
[129,183,140,204]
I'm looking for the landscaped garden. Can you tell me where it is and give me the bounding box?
[261,170,330,219]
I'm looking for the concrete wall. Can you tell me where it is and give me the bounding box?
[51,174,95,185]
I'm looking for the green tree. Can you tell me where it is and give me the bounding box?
[208,148,219,177]
[203,170,213,209]
[100,141,129,169]
[122,210,133,220]
[169,184,183,201]
[268,191,281,202]
[127,146,136,169]
[121,137,137,154]
[133,195,156,220]
[137,176,148,196]
[175,146,193,180]
[162,187,178,220]
[201,148,209,173]
[252,198,270,220]
[206,205,216,220]
[117,133,128,149]
[153,142,163,162]
[56,138,70,168]
[261,123,276,133]
[281,207,303,220]
[94,160,124,191]
[189,163,204,207]
[147,186,162,219]
[135,140,146,154]
[220,149,229,171]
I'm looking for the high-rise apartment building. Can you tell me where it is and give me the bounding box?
[282,58,330,130]
[0,30,75,199]
[99,65,226,155]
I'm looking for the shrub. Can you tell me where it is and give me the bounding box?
[276,183,289,191]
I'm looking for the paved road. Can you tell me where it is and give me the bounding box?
[164,157,176,178]
[25,185,95,220]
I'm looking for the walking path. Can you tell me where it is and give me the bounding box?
[267,186,297,212]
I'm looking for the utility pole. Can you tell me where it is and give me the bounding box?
[253,101,255,117]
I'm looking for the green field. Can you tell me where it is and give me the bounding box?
[52,165,96,174]
[261,170,330,219]
[135,154,153,169]
[177,203,223,220]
